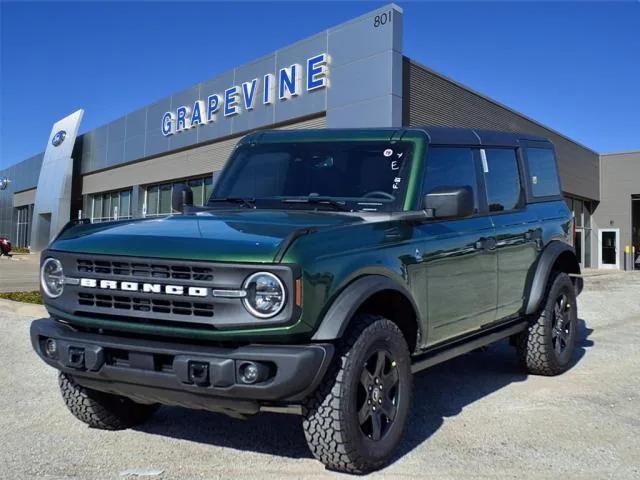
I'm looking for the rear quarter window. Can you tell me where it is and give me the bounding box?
[526,147,561,197]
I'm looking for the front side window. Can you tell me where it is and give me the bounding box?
[527,147,561,197]
[482,148,522,212]
[213,141,415,212]
[422,147,479,213]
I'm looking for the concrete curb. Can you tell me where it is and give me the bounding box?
[0,298,47,317]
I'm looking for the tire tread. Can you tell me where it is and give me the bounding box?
[516,272,577,376]
[302,314,410,474]
[59,373,157,430]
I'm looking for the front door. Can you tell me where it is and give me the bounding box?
[416,146,497,346]
[599,229,620,269]
[418,217,498,344]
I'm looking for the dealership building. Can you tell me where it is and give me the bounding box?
[0,4,637,269]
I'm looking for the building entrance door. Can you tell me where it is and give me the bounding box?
[599,229,620,269]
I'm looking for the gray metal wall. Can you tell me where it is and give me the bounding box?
[404,59,600,202]
[0,154,43,240]
[594,151,640,268]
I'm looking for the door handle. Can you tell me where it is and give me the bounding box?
[475,237,497,251]
[525,228,541,241]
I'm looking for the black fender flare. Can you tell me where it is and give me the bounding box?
[311,275,422,342]
[525,241,581,315]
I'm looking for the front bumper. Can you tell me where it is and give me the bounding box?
[31,318,333,416]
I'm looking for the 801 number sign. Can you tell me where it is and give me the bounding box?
[373,10,392,28]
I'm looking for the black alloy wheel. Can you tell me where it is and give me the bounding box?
[516,272,579,376]
[357,350,401,441]
[551,292,574,363]
[303,314,413,474]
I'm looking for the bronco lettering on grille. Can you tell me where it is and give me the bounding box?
[78,278,208,297]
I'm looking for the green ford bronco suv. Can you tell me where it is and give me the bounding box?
[31,127,583,473]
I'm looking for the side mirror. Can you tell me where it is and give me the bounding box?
[171,183,194,213]
[424,186,474,219]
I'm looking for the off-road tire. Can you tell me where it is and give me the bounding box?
[302,314,412,474]
[516,272,578,376]
[59,373,158,430]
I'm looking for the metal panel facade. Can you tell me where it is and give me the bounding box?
[31,110,85,251]
[593,151,640,267]
[404,59,600,201]
[13,188,36,207]
[78,4,403,175]
[0,154,43,239]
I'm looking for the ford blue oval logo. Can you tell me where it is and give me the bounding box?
[52,130,67,147]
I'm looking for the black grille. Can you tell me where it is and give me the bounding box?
[77,259,214,282]
[77,293,214,318]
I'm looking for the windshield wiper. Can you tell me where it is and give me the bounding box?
[280,196,351,212]
[208,197,256,209]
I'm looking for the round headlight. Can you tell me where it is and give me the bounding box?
[242,272,286,318]
[41,258,65,298]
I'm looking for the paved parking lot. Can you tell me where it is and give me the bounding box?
[0,254,40,293]
[1,272,639,479]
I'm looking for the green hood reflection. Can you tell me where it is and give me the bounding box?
[51,210,364,263]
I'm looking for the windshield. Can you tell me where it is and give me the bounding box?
[211,140,414,212]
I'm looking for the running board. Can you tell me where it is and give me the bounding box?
[410,320,528,374]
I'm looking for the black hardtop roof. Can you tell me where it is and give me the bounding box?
[247,126,551,148]
[412,126,550,147]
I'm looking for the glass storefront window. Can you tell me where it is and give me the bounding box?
[110,192,119,219]
[101,194,110,219]
[147,186,159,216]
[93,196,103,220]
[565,195,592,268]
[584,228,591,268]
[15,205,32,248]
[158,184,172,214]
[565,197,573,212]
[189,179,204,206]
[144,175,215,216]
[204,176,214,204]
[90,188,133,223]
[120,190,131,218]
[574,199,583,227]
[584,201,591,229]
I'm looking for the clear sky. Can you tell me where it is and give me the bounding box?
[1,1,639,169]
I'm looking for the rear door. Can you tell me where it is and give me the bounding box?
[479,147,541,320]
[415,146,498,345]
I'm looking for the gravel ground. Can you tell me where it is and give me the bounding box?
[1,272,639,479]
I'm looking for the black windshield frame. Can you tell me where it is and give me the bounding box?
[210,140,414,212]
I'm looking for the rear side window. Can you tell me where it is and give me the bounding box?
[482,148,522,212]
[422,147,479,213]
[527,148,561,197]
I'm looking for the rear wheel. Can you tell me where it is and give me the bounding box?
[302,314,412,474]
[59,373,158,430]
[516,272,578,375]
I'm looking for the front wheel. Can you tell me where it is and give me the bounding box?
[516,272,579,376]
[303,314,412,474]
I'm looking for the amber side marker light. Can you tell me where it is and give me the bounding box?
[295,278,303,307]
